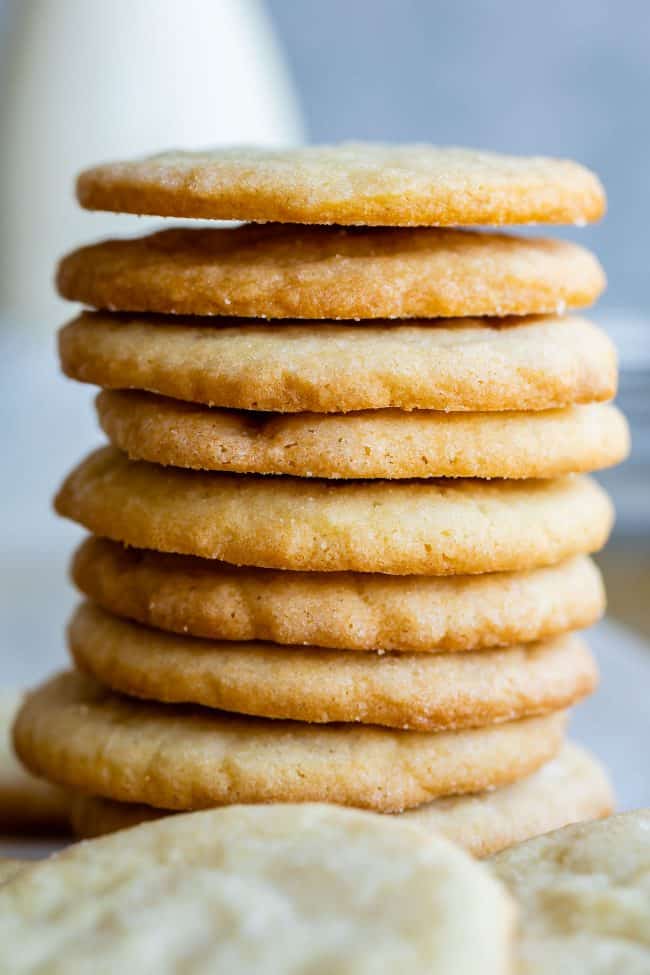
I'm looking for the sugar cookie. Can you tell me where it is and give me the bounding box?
[55,448,614,574]
[71,539,605,652]
[0,803,515,975]
[68,602,597,730]
[57,225,605,319]
[96,391,629,479]
[14,672,567,812]
[76,143,605,226]
[491,810,650,974]
[0,690,68,833]
[59,312,617,413]
[69,743,614,859]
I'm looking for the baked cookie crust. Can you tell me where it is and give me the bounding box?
[14,671,567,813]
[96,391,629,480]
[76,143,605,226]
[68,743,614,859]
[68,602,597,730]
[71,539,605,652]
[55,448,614,574]
[57,225,605,319]
[59,312,618,413]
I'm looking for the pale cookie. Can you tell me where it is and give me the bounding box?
[55,448,614,574]
[97,390,629,479]
[76,142,605,225]
[57,225,605,319]
[0,858,24,885]
[72,539,605,652]
[0,690,68,833]
[69,744,614,859]
[69,602,597,730]
[0,804,515,975]
[407,743,614,856]
[491,809,650,974]
[59,312,617,413]
[14,672,567,812]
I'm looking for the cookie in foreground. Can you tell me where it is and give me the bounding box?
[491,809,650,974]
[0,804,514,975]
[0,858,25,885]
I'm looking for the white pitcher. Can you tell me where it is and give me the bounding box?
[0,0,304,326]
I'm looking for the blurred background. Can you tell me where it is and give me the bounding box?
[0,1,648,802]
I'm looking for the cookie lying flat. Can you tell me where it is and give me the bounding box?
[59,312,617,413]
[0,690,68,833]
[76,142,605,226]
[56,448,614,574]
[57,225,605,320]
[69,603,597,730]
[408,743,613,857]
[14,672,566,812]
[72,539,605,652]
[0,804,515,975]
[491,809,650,974]
[69,744,614,859]
[97,390,629,479]
[0,858,25,885]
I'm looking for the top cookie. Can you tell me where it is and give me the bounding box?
[76,143,605,226]
[56,225,605,320]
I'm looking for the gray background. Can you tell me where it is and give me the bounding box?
[267,0,648,317]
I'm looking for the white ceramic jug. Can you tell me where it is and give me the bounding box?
[0,0,304,325]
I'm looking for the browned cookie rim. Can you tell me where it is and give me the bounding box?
[58,312,619,415]
[55,448,615,575]
[68,602,598,731]
[14,671,568,812]
[57,225,605,320]
[95,390,629,480]
[71,538,605,652]
[67,743,615,859]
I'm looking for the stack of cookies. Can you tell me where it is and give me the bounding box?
[14,145,628,856]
